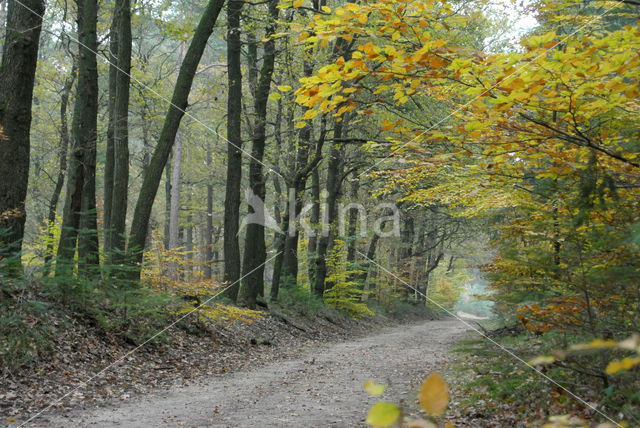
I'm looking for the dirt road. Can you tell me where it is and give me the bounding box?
[38,319,468,427]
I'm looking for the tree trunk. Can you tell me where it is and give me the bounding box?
[345,175,359,263]
[163,151,171,249]
[269,98,285,300]
[56,0,100,276]
[126,0,225,279]
[0,0,7,39]
[222,0,243,301]
[307,167,320,283]
[108,0,132,265]
[103,23,117,255]
[43,61,76,275]
[76,0,100,274]
[168,126,182,279]
[0,0,45,270]
[239,0,278,308]
[185,203,193,276]
[313,121,344,297]
[205,142,214,279]
[360,230,381,288]
[398,214,414,299]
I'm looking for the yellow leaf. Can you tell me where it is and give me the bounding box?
[529,355,556,366]
[295,121,307,129]
[605,357,640,375]
[293,0,303,8]
[364,380,386,396]
[366,402,401,427]
[268,92,282,101]
[277,85,293,92]
[321,5,330,12]
[302,109,319,120]
[418,372,449,416]
[569,339,617,351]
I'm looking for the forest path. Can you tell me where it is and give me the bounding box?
[40,319,468,427]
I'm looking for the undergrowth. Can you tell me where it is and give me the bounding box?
[448,325,640,426]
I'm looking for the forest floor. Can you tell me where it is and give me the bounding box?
[9,317,472,427]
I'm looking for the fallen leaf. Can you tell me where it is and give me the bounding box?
[366,402,402,427]
[364,380,386,396]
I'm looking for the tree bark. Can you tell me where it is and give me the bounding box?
[103,23,117,254]
[239,0,278,308]
[163,151,171,249]
[345,175,359,263]
[307,166,320,283]
[205,142,214,279]
[0,0,45,269]
[56,0,100,276]
[43,61,76,275]
[168,126,182,279]
[222,0,243,301]
[108,0,132,265]
[269,98,285,300]
[360,229,381,288]
[126,0,226,279]
[313,121,344,297]
[76,0,100,274]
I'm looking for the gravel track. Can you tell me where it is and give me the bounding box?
[38,319,468,427]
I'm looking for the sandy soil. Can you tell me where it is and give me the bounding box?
[36,319,468,427]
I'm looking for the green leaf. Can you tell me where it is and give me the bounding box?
[268,92,282,101]
[366,402,401,427]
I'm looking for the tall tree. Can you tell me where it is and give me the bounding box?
[103,6,118,255]
[222,0,243,300]
[57,0,100,275]
[43,60,77,275]
[204,141,214,279]
[168,127,183,279]
[126,0,226,278]
[313,124,344,297]
[0,0,45,270]
[239,0,279,308]
[108,0,132,264]
[167,43,186,279]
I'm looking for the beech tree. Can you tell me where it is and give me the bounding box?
[239,0,279,308]
[55,0,100,275]
[104,0,132,264]
[222,0,243,301]
[0,0,45,270]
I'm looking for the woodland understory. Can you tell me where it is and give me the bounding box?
[0,0,639,425]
